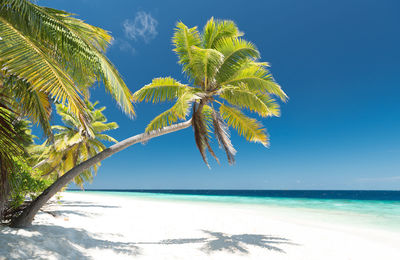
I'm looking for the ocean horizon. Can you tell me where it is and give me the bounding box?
[68,189,400,200]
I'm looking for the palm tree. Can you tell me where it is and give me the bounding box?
[133,18,286,166]
[10,18,287,227]
[36,101,118,188]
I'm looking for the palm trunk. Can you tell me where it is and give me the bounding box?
[10,119,192,228]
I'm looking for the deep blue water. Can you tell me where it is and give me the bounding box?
[70,189,400,201]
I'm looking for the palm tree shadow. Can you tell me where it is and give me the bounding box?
[139,230,297,255]
[41,209,101,218]
[55,200,120,209]
[200,230,296,254]
[0,224,141,259]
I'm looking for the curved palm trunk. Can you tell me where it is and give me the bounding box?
[10,119,192,228]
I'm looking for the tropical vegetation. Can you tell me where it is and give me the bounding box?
[8,17,286,228]
[0,0,132,223]
[36,101,118,188]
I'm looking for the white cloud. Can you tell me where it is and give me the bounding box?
[118,39,136,54]
[123,11,158,43]
[109,38,135,55]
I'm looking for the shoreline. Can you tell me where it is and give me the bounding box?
[1,192,399,259]
[68,190,400,232]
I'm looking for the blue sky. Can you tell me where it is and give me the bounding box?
[40,0,399,190]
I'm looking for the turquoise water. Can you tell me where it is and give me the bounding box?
[68,190,400,231]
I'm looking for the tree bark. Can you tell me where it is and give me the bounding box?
[10,119,192,228]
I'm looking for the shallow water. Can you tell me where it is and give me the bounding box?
[67,190,400,232]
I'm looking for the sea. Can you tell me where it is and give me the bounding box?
[68,189,400,232]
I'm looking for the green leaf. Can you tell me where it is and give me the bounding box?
[95,134,117,143]
[190,47,224,89]
[219,104,268,146]
[2,76,53,139]
[215,38,260,83]
[145,91,194,132]
[220,85,280,117]
[221,64,288,101]
[0,17,90,128]
[202,17,242,48]
[133,77,190,103]
[92,122,118,133]
[1,0,135,119]
[173,22,202,78]
[36,100,118,186]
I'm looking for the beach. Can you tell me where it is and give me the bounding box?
[1,191,400,260]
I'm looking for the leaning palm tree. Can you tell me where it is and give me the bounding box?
[36,101,118,188]
[133,18,286,166]
[10,18,287,227]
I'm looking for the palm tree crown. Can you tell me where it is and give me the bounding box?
[35,101,118,187]
[133,18,287,167]
[0,0,134,138]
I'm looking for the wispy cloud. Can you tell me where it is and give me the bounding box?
[109,38,135,55]
[123,11,158,43]
[118,39,136,54]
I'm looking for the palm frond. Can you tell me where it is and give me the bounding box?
[220,85,280,117]
[219,104,269,146]
[145,91,194,132]
[215,38,260,83]
[94,55,135,116]
[36,100,117,186]
[0,98,26,212]
[5,77,53,139]
[173,22,202,78]
[46,7,111,53]
[92,121,118,133]
[201,104,214,136]
[94,134,117,144]
[0,17,90,130]
[211,107,236,164]
[192,102,219,167]
[88,138,107,152]
[202,17,242,48]
[132,77,190,103]
[190,46,224,89]
[55,104,80,130]
[220,64,288,101]
[44,6,135,116]
[0,0,108,62]
[51,125,72,132]
[1,0,135,118]
[0,97,25,155]
[64,133,82,148]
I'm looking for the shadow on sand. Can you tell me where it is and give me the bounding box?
[43,209,101,218]
[0,198,297,258]
[137,230,297,254]
[1,225,296,259]
[55,200,120,209]
[0,225,140,260]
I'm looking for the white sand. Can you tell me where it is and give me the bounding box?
[1,192,399,260]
